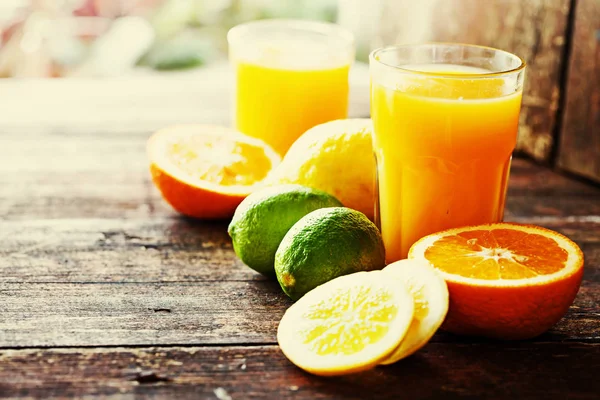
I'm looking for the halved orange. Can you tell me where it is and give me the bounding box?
[409,223,584,340]
[147,125,280,219]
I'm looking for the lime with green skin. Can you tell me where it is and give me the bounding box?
[228,184,343,277]
[275,207,386,301]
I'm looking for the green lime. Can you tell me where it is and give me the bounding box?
[275,207,386,300]
[228,184,343,277]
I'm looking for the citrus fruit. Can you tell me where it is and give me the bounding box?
[409,223,585,340]
[275,207,385,301]
[277,271,414,376]
[228,184,342,277]
[147,124,280,219]
[379,259,448,365]
[268,119,376,220]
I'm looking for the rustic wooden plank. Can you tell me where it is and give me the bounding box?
[0,281,287,348]
[508,158,600,196]
[0,66,231,131]
[1,128,599,220]
[1,343,599,399]
[0,215,596,348]
[0,131,170,220]
[0,218,252,283]
[0,164,597,348]
[505,195,600,218]
[377,0,571,162]
[0,217,598,284]
[0,62,370,131]
[0,278,597,348]
[557,0,600,183]
[509,217,600,244]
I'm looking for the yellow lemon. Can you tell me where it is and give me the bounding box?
[269,119,376,220]
[277,271,414,376]
[379,259,449,365]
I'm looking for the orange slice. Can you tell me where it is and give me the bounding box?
[147,125,280,219]
[409,223,584,340]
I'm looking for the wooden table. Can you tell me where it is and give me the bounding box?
[1,75,600,399]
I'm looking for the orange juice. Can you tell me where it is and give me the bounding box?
[371,63,524,262]
[228,20,354,155]
[234,61,350,155]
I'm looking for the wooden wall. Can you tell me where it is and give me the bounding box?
[376,0,571,164]
[557,0,600,183]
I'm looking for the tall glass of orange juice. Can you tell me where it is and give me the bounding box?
[370,44,526,262]
[228,20,355,155]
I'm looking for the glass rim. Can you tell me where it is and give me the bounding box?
[227,18,355,47]
[369,42,526,78]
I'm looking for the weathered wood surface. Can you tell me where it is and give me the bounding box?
[0,282,598,348]
[1,74,600,397]
[1,127,599,351]
[1,128,599,221]
[0,63,370,131]
[377,0,571,162]
[0,281,284,347]
[2,344,600,399]
[0,217,599,284]
[557,0,600,183]
[0,214,598,347]
[0,150,599,399]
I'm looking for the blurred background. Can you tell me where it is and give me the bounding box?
[0,0,361,78]
[0,0,377,141]
[0,0,597,182]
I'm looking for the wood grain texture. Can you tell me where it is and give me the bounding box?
[1,343,599,399]
[0,130,169,220]
[0,61,598,397]
[508,158,600,196]
[0,63,371,130]
[0,281,286,348]
[557,0,600,182]
[0,252,597,347]
[0,130,598,349]
[0,216,598,284]
[0,218,250,283]
[1,128,599,221]
[377,0,571,162]
[0,283,597,347]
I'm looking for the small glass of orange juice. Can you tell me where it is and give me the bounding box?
[370,43,526,262]
[228,19,355,155]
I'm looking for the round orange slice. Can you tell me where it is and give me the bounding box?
[409,223,584,340]
[147,125,280,219]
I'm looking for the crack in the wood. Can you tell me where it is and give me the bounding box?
[124,234,146,241]
[150,308,172,313]
[138,243,161,250]
[549,0,578,164]
[0,279,269,284]
[0,342,279,351]
[1,339,600,353]
[127,370,172,384]
[100,231,151,242]
[97,231,164,250]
